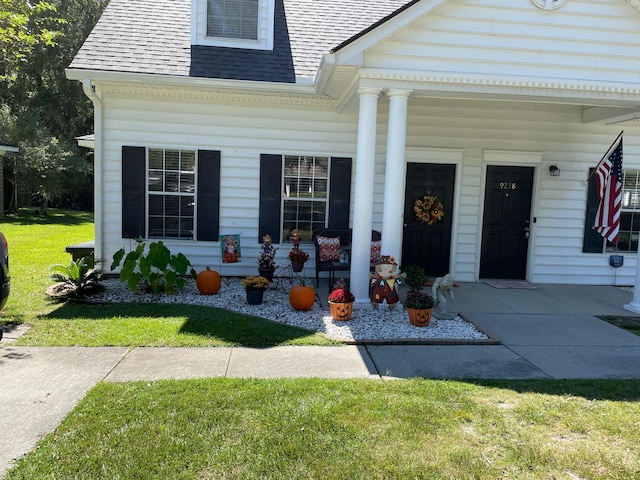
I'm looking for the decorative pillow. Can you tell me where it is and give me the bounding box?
[317,236,341,261]
[370,240,381,263]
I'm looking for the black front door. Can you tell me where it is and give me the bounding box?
[480,166,534,279]
[402,163,455,277]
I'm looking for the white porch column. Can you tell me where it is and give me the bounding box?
[381,89,412,264]
[624,259,640,313]
[350,87,381,307]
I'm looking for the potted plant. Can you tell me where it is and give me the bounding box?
[404,291,435,326]
[288,247,310,272]
[403,265,429,293]
[403,265,433,327]
[258,234,277,280]
[327,278,355,321]
[241,275,270,305]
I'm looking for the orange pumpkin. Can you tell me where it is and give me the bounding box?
[196,267,221,295]
[289,285,316,311]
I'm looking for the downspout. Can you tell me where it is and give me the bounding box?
[82,78,103,265]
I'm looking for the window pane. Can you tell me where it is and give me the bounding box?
[165,196,180,216]
[165,150,180,171]
[180,173,195,193]
[165,172,179,192]
[313,157,328,177]
[181,151,195,172]
[165,217,179,238]
[149,170,164,192]
[180,218,194,238]
[149,195,164,216]
[149,149,163,169]
[284,179,300,198]
[299,178,312,198]
[149,217,164,238]
[313,178,327,199]
[311,201,326,223]
[181,196,194,216]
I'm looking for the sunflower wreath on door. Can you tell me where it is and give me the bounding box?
[414,195,444,225]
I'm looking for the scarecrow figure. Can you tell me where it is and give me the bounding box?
[369,255,406,310]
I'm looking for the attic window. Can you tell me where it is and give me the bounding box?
[193,0,274,50]
[207,0,258,40]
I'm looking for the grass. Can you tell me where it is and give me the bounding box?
[0,209,94,323]
[5,378,640,479]
[599,315,640,337]
[0,209,333,346]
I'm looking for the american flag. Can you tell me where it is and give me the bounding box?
[593,132,623,244]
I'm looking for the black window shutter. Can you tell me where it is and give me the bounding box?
[583,168,604,253]
[259,154,282,243]
[197,150,221,241]
[327,157,352,229]
[122,146,146,238]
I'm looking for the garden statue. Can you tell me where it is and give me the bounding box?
[289,229,301,249]
[369,255,406,310]
[432,273,456,319]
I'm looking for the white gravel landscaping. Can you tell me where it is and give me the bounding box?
[92,277,488,342]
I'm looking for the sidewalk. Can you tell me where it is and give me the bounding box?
[2,283,640,476]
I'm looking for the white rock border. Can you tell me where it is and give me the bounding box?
[91,277,489,342]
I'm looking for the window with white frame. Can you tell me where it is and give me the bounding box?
[608,169,640,252]
[148,149,196,239]
[282,155,328,242]
[207,0,258,40]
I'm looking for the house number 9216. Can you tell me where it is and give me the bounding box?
[499,182,517,190]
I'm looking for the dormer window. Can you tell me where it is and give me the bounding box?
[192,0,274,50]
[207,0,258,40]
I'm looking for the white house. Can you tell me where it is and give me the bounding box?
[66,0,640,305]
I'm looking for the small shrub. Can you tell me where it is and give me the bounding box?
[47,256,102,300]
[111,239,196,294]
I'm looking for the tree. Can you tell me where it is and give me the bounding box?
[0,0,107,212]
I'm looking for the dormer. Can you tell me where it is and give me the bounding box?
[191,0,275,50]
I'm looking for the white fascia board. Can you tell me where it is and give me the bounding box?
[65,68,318,95]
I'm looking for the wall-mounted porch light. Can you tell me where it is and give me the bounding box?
[548,164,560,177]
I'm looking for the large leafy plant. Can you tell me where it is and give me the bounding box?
[111,240,196,294]
[47,255,102,300]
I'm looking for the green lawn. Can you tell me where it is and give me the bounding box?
[0,209,333,346]
[5,378,640,479]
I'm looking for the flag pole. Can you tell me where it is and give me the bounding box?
[586,130,623,182]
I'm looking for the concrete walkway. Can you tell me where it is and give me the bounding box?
[1,283,640,476]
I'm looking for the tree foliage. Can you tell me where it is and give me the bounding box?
[0,0,107,211]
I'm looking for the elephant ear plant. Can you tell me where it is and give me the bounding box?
[111,239,196,294]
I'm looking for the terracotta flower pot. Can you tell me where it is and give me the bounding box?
[407,307,432,327]
[329,301,354,321]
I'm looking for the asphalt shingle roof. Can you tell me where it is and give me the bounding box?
[69,0,411,81]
